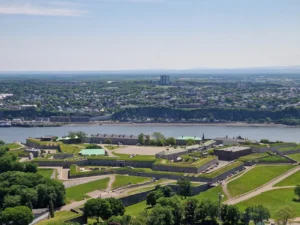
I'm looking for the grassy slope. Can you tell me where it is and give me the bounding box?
[125,200,150,216]
[36,211,82,225]
[37,168,54,178]
[66,177,110,202]
[193,186,228,202]
[227,165,295,197]
[59,144,83,155]
[288,153,300,162]
[3,142,22,150]
[236,188,300,217]
[112,175,151,189]
[274,171,300,186]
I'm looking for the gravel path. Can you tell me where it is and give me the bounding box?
[224,165,300,205]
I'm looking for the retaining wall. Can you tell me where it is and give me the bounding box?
[26,139,58,150]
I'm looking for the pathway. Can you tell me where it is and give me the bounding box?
[63,174,115,188]
[224,166,300,205]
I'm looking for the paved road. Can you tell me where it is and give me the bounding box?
[224,166,300,205]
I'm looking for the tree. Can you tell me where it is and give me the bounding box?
[157,196,184,225]
[274,206,295,225]
[294,185,300,200]
[3,195,21,208]
[160,186,174,198]
[186,139,196,146]
[221,204,241,225]
[148,205,175,225]
[106,198,125,216]
[106,139,112,145]
[138,133,145,145]
[0,140,5,145]
[107,215,131,225]
[195,199,218,224]
[24,163,38,173]
[0,206,34,225]
[76,131,87,143]
[156,138,165,146]
[166,137,176,146]
[260,139,269,143]
[68,131,76,139]
[147,190,163,207]
[83,199,113,222]
[245,205,270,225]
[49,198,55,218]
[86,144,101,149]
[177,178,191,198]
[184,198,198,225]
[152,132,165,141]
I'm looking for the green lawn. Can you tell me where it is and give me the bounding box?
[59,144,83,155]
[2,142,22,150]
[238,153,269,162]
[227,165,295,197]
[112,175,151,189]
[257,155,289,163]
[274,171,300,186]
[236,188,300,217]
[66,177,110,202]
[193,186,228,202]
[36,211,82,225]
[105,145,120,150]
[288,153,300,162]
[38,168,54,178]
[125,200,150,216]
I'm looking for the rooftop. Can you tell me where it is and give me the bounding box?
[176,136,202,141]
[156,148,188,156]
[216,146,251,152]
[79,149,105,156]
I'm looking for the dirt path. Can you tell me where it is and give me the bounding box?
[225,166,300,205]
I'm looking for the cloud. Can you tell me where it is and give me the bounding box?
[0,2,85,16]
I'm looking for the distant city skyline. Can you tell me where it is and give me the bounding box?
[0,0,299,71]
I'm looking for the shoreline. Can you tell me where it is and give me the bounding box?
[63,121,291,128]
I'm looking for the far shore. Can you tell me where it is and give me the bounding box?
[63,121,291,128]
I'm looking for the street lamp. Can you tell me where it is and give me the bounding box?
[218,192,224,225]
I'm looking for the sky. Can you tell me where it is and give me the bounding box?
[0,0,299,71]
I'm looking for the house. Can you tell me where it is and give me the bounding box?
[214,137,257,146]
[85,134,143,145]
[155,148,188,160]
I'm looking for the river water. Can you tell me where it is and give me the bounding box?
[0,124,300,143]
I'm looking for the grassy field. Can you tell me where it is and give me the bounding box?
[3,142,22,150]
[159,156,217,168]
[288,153,300,162]
[274,170,300,186]
[105,145,120,150]
[37,168,54,178]
[112,175,151,189]
[36,211,82,225]
[59,144,84,155]
[66,177,110,202]
[125,200,150,216]
[238,153,269,162]
[227,165,295,197]
[236,188,300,217]
[257,155,289,163]
[193,186,228,202]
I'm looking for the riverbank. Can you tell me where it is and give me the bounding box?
[64,121,290,128]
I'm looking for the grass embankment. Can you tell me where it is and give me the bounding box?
[105,145,120,150]
[3,142,22,150]
[59,144,87,155]
[238,153,269,162]
[36,211,82,225]
[274,170,300,186]
[236,188,300,217]
[37,168,54,178]
[66,177,110,202]
[257,155,289,163]
[125,200,149,216]
[198,161,244,178]
[112,175,151,189]
[158,156,216,168]
[288,153,300,162]
[227,165,295,197]
[193,186,227,202]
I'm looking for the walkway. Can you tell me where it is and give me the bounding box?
[224,166,300,205]
[63,174,116,188]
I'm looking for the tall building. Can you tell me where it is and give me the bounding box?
[159,75,170,85]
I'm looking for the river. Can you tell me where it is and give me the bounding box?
[0,123,300,143]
